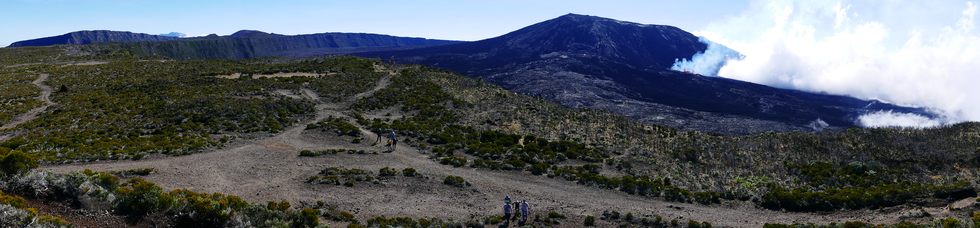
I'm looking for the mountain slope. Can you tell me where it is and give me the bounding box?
[8,30,179,47]
[122,30,460,59]
[358,14,930,134]
[9,30,461,60]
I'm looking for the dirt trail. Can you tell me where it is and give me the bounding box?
[1,73,54,142]
[39,70,961,227]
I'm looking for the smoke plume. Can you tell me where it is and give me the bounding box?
[696,0,980,128]
[670,37,743,76]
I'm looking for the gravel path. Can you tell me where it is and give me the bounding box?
[1,73,54,142]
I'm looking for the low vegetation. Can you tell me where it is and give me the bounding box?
[306,167,375,187]
[0,69,42,125]
[298,149,368,157]
[0,57,389,163]
[353,65,980,211]
[0,189,71,227]
[1,168,323,227]
[443,175,469,188]
[0,149,38,176]
[761,162,975,212]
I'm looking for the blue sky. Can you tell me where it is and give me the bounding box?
[0,0,747,46]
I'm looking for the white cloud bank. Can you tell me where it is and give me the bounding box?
[858,111,943,128]
[689,0,980,128]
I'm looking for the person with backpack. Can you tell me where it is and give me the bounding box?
[387,129,397,151]
[519,200,530,225]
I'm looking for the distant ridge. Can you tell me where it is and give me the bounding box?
[123,30,461,59]
[8,30,461,59]
[8,30,179,47]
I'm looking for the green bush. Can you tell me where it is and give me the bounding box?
[584,215,596,226]
[443,175,468,188]
[0,150,37,176]
[307,167,374,186]
[402,168,418,177]
[440,156,467,167]
[761,162,976,212]
[297,208,320,228]
[267,200,291,211]
[379,167,398,177]
[170,190,249,226]
[0,190,28,209]
[114,178,172,218]
[548,211,566,219]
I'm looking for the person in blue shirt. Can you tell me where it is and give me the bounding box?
[519,200,530,225]
[387,129,397,151]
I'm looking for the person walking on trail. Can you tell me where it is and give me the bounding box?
[503,202,513,224]
[373,129,384,146]
[519,200,530,225]
[387,129,397,151]
[512,201,520,221]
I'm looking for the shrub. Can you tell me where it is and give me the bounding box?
[170,190,250,226]
[379,167,398,177]
[297,208,320,228]
[402,168,418,177]
[267,200,291,211]
[484,215,504,225]
[308,167,375,186]
[37,215,71,226]
[973,212,980,226]
[110,168,156,177]
[114,178,172,218]
[440,156,467,167]
[0,190,28,209]
[547,211,566,219]
[0,150,37,176]
[584,215,596,226]
[443,175,468,188]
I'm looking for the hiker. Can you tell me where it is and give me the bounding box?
[387,129,397,151]
[374,129,384,146]
[503,202,513,223]
[519,200,530,225]
[512,201,520,221]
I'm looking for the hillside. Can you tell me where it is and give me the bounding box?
[8,30,180,47]
[0,46,978,226]
[358,14,931,134]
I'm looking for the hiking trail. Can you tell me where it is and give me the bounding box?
[0,73,54,142]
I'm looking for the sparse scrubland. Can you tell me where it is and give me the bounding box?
[1,46,978,227]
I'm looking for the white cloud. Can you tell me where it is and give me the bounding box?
[698,0,980,127]
[669,37,742,76]
[858,111,943,128]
